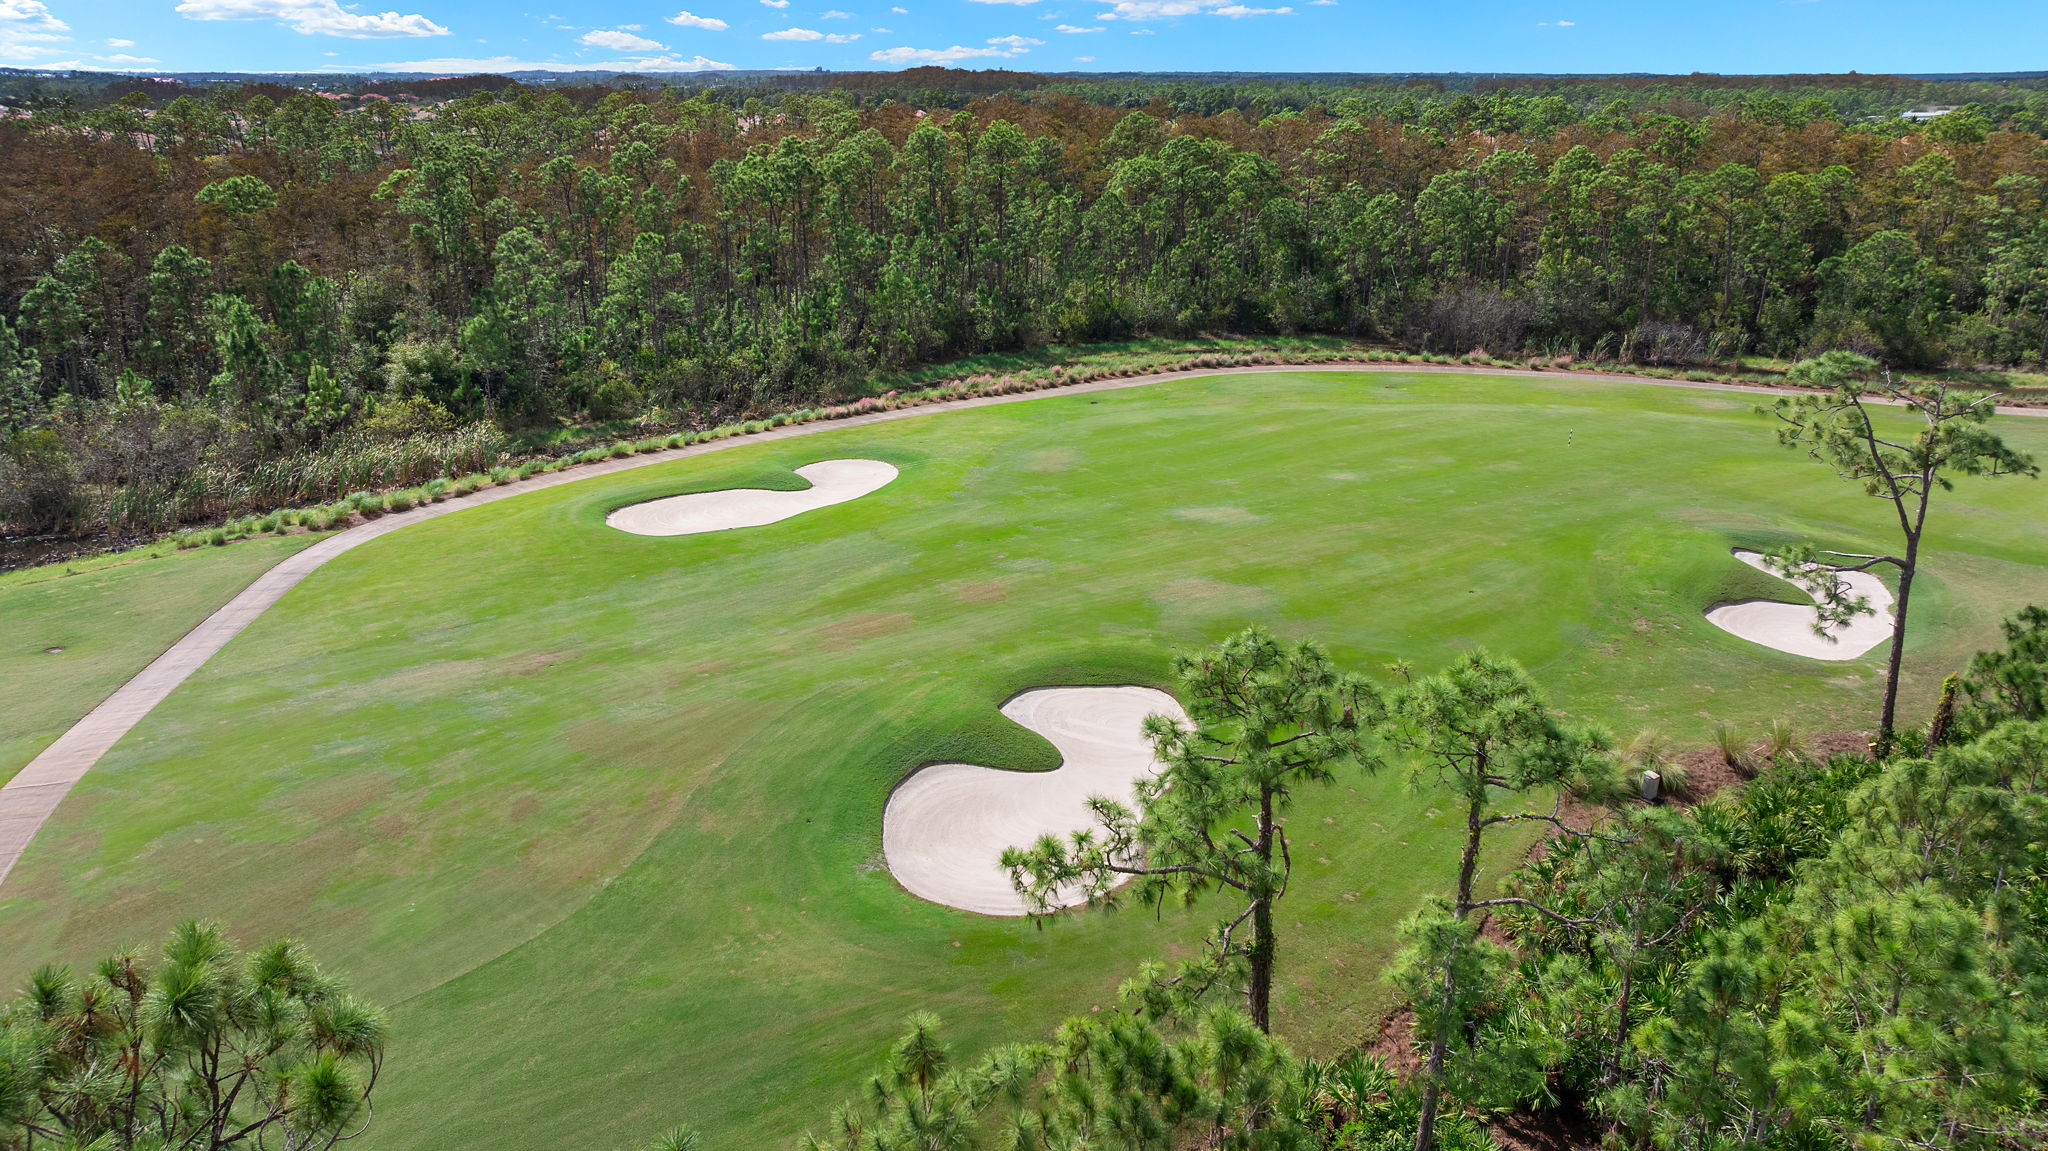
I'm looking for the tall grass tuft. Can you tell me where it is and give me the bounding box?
[1714,723,1757,778]
[1763,719,1803,761]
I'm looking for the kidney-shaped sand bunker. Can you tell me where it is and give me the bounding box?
[606,459,898,536]
[883,686,1187,917]
[1704,548,1894,661]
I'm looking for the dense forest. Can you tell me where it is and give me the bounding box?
[2,69,2048,544]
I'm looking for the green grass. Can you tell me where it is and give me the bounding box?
[2,371,2045,1151]
[0,534,326,786]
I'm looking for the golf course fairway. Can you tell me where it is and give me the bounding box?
[2,369,2044,1151]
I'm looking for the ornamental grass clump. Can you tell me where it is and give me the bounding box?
[1714,722,1758,778]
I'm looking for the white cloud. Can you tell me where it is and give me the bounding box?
[107,36,136,46]
[870,26,891,32]
[965,0,1040,5]
[869,32,1041,63]
[175,0,450,38]
[1308,0,1333,5]
[98,52,160,63]
[379,52,734,70]
[760,0,789,6]
[0,0,67,56]
[0,0,66,35]
[1074,54,1092,60]
[581,28,665,50]
[821,7,850,15]
[763,25,859,40]
[666,9,729,28]
[1054,22,1101,31]
[890,4,906,10]
[1095,0,1289,16]
[1537,18,1575,25]
[1128,27,1151,33]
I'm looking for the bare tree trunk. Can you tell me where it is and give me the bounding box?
[1248,894,1274,1033]
[1879,549,1919,748]
[1418,794,1488,1151]
[1455,794,1484,912]
[1248,785,1279,1033]
[1414,987,1450,1151]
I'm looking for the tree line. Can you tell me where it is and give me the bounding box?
[3,72,2048,541]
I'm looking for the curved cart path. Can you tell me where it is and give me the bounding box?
[2,363,2042,888]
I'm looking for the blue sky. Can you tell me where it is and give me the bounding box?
[4,0,2047,76]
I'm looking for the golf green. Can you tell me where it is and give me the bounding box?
[2,370,2044,1150]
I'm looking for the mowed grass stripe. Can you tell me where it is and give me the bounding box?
[2,371,2044,1151]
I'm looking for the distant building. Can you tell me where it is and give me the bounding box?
[1900,106,1958,122]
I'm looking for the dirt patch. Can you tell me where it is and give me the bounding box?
[1489,1100,1607,1151]
[373,810,415,841]
[1360,1007,1424,1078]
[954,581,1009,605]
[1669,748,1744,804]
[1806,730,1877,759]
[816,612,915,651]
[1665,729,1871,806]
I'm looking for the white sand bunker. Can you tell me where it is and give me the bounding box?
[1704,548,1894,660]
[605,459,897,536]
[883,686,1187,916]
